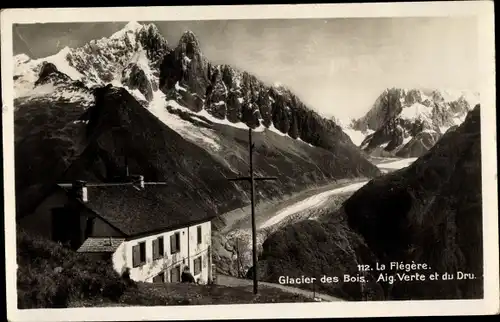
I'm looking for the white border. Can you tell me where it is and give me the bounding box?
[2,2,498,321]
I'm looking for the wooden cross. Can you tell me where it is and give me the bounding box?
[227,128,277,294]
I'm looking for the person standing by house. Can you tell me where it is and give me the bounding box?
[181,266,195,283]
[121,267,137,288]
[122,267,131,281]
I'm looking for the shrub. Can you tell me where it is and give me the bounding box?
[17,228,128,308]
[17,259,72,308]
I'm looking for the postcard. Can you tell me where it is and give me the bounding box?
[2,2,498,321]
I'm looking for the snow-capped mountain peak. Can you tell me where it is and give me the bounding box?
[13,22,383,188]
[14,53,31,65]
[110,21,144,39]
[14,21,170,105]
[57,46,72,56]
[14,44,87,102]
[346,87,480,158]
[180,30,198,41]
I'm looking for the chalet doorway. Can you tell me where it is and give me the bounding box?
[170,265,181,283]
[153,271,166,283]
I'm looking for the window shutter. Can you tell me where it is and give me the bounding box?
[159,237,164,256]
[171,266,180,282]
[132,244,140,267]
[139,242,146,263]
[153,272,164,283]
[170,234,176,254]
[194,257,202,275]
[197,226,202,244]
[152,238,158,260]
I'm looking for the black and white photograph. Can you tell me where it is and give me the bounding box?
[2,2,498,321]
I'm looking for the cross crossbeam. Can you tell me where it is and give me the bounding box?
[227,177,278,182]
[227,128,278,294]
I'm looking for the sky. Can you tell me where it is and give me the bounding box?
[13,17,479,122]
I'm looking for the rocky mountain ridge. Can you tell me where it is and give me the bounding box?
[14,21,357,154]
[347,88,479,157]
[13,21,381,223]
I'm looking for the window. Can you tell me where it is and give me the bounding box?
[132,241,147,267]
[170,265,181,283]
[152,272,165,283]
[193,256,202,276]
[140,242,146,262]
[197,226,202,245]
[170,232,180,254]
[152,236,164,260]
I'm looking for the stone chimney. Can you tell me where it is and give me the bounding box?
[72,180,88,203]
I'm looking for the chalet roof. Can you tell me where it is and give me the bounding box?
[77,237,125,253]
[58,185,217,237]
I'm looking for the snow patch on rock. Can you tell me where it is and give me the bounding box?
[400,103,433,122]
[147,92,221,151]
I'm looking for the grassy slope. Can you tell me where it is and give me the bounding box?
[17,227,128,309]
[16,228,311,309]
[71,282,312,307]
[116,282,312,306]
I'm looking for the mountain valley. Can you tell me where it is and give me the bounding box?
[258,105,482,300]
[14,22,381,224]
[12,21,483,303]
